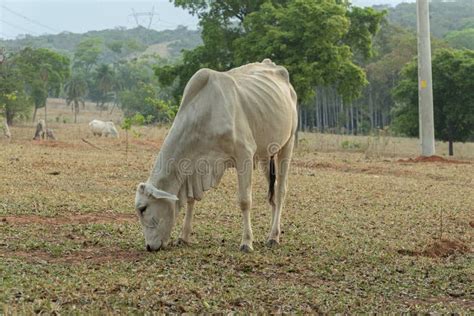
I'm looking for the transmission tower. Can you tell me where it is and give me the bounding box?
[130,6,155,29]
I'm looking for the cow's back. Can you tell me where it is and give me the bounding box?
[228,60,297,157]
[173,59,297,160]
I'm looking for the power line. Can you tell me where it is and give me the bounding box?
[151,19,175,28]
[0,19,39,36]
[1,4,59,33]
[160,16,198,28]
[159,19,179,26]
[151,17,195,30]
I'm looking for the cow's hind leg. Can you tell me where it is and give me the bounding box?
[267,137,294,247]
[237,158,254,253]
[260,160,278,243]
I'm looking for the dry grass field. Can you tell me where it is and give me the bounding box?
[0,100,473,313]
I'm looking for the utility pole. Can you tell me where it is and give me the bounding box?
[416,0,435,156]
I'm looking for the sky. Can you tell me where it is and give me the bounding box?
[0,0,416,40]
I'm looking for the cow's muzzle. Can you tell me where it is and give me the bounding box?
[146,243,162,252]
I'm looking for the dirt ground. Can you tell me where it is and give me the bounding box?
[0,101,473,313]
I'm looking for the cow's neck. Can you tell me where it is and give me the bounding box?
[148,121,189,196]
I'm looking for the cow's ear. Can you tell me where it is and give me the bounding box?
[141,183,178,201]
[151,189,179,201]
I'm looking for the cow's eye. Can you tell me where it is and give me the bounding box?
[138,206,147,214]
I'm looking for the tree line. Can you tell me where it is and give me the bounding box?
[1,37,177,125]
[1,0,473,154]
[1,26,200,126]
[1,26,202,64]
[155,0,473,153]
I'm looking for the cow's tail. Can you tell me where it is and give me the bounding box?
[268,156,276,206]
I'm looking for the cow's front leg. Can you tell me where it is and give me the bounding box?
[237,161,254,253]
[177,199,195,245]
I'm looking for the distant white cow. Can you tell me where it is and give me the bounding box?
[89,120,119,138]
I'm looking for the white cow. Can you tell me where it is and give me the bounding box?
[135,59,298,252]
[89,120,119,138]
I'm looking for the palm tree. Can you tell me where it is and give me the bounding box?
[95,64,114,111]
[65,73,88,123]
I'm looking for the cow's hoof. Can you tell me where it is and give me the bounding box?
[174,238,189,247]
[266,239,279,248]
[239,244,253,253]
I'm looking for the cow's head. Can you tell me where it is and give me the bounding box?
[135,182,178,251]
[106,122,119,138]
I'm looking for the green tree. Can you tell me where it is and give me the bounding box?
[345,6,386,61]
[94,64,115,110]
[235,0,383,103]
[121,113,154,157]
[362,25,418,130]
[119,82,177,123]
[445,28,474,50]
[106,40,123,54]
[386,0,474,38]
[12,47,70,122]
[0,56,33,125]
[157,1,292,104]
[65,72,88,123]
[158,0,382,106]
[112,55,177,120]
[114,59,155,91]
[73,37,103,72]
[392,49,474,155]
